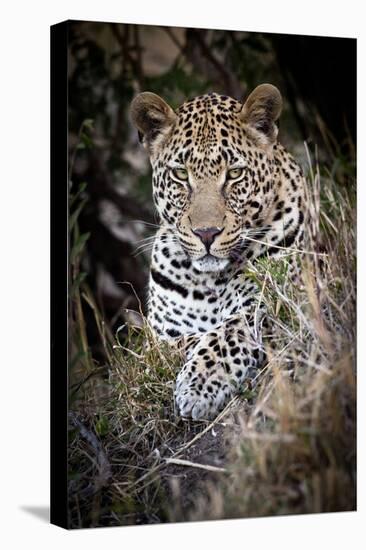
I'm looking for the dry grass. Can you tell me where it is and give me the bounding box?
[68,150,356,528]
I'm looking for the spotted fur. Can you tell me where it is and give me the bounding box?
[131,85,306,420]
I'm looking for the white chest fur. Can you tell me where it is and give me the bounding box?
[147,229,258,340]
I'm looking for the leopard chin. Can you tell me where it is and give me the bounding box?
[192,255,229,273]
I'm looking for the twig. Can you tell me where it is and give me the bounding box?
[188,30,239,96]
[165,458,227,473]
[69,412,111,489]
[162,27,185,51]
[244,235,328,256]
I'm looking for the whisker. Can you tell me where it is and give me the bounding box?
[133,232,179,244]
[134,236,157,244]
[132,237,180,257]
[133,236,178,252]
[129,219,161,228]
[133,249,153,258]
[243,235,327,256]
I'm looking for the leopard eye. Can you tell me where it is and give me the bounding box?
[172,168,189,181]
[228,167,244,180]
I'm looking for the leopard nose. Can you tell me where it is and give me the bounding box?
[192,226,223,251]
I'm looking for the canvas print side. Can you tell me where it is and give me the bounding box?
[51,20,69,529]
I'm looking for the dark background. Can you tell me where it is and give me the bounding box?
[68,21,356,364]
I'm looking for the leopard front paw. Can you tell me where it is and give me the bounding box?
[174,360,233,420]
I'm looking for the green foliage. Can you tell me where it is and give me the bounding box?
[95,415,109,437]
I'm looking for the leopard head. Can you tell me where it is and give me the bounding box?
[131,85,282,273]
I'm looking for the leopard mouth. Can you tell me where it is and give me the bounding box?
[192,254,230,273]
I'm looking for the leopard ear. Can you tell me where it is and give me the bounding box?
[240,84,282,144]
[130,92,177,152]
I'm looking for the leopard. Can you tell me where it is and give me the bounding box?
[130,84,306,420]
